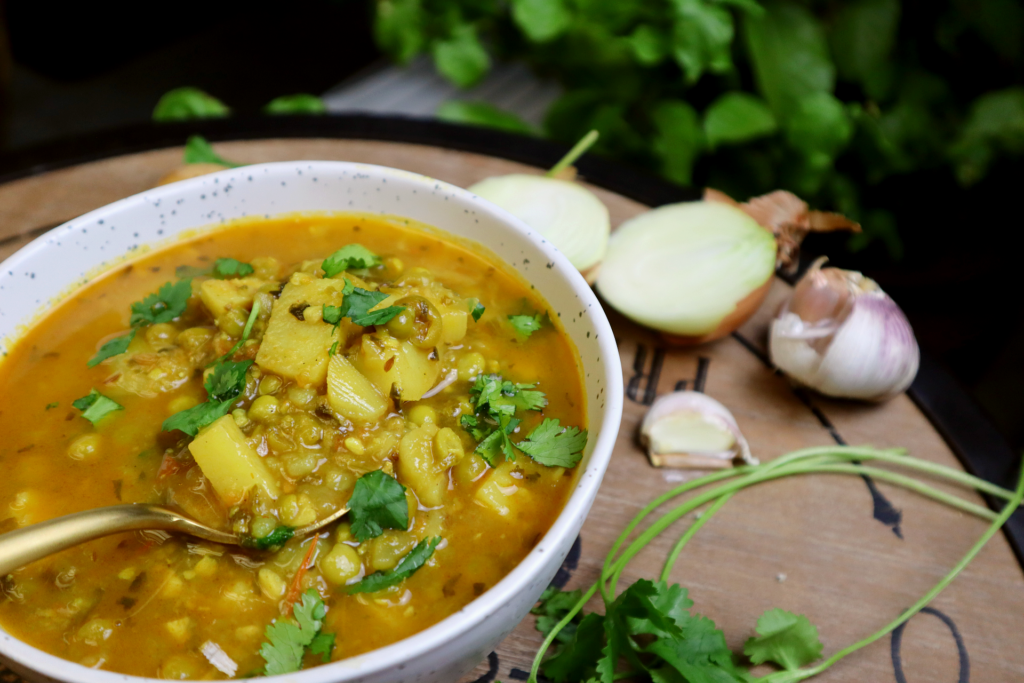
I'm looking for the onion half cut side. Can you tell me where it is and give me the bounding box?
[596,202,776,345]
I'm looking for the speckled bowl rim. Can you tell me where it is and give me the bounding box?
[0,161,624,683]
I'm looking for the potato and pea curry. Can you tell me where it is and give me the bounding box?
[0,214,587,678]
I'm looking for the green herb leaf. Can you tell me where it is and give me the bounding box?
[163,360,253,436]
[243,526,295,551]
[374,0,426,64]
[213,257,255,279]
[626,25,670,66]
[432,24,491,88]
[347,537,441,594]
[153,87,230,122]
[87,329,136,367]
[72,389,124,425]
[703,92,777,149]
[743,608,822,670]
[264,94,327,115]
[469,299,486,322]
[516,418,588,467]
[532,586,584,643]
[322,245,382,277]
[511,0,571,43]
[183,135,240,167]
[308,632,335,662]
[348,470,409,543]
[328,341,340,357]
[339,279,405,326]
[437,101,536,136]
[651,99,705,185]
[129,279,193,327]
[508,313,544,337]
[542,612,604,682]
[670,0,735,84]
[260,589,332,675]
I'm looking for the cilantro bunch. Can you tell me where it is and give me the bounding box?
[461,374,587,468]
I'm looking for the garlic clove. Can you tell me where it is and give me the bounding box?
[770,261,919,401]
[640,391,757,469]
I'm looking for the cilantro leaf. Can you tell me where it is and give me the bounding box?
[347,537,441,594]
[322,304,342,326]
[328,340,339,356]
[543,612,604,682]
[87,329,136,367]
[260,589,333,675]
[508,313,544,337]
[470,299,486,322]
[129,279,193,327]
[153,88,230,122]
[162,360,252,435]
[516,418,588,467]
[183,135,239,167]
[470,374,548,415]
[348,470,409,542]
[264,94,327,116]
[338,278,405,326]
[533,586,584,646]
[474,417,520,467]
[242,525,294,551]
[72,389,124,425]
[743,608,822,671]
[213,257,255,278]
[322,245,382,277]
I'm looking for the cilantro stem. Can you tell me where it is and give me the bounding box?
[660,492,734,583]
[528,582,600,683]
[759,461,1024,683]
[546,130,599,178]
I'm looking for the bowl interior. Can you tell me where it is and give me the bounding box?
[0,161,623,681]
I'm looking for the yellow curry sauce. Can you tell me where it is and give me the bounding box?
[0,214,586,678]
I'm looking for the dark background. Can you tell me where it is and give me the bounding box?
[1,0,1022,453]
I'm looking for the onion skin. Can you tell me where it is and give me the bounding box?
[660,278,773,346]
[769,262,919,401]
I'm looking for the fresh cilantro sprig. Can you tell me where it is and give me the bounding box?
[259,589,335,675]
[162,359,253,436]
[322,244,382,277]
[324,279,405,328]
[212,257,254,278]
[517,418,588,468]
[88,278,194,367]
[87,330,137,367]
[347,537,441,594]
[72,389,124,425]
[348,470,409,543]
[509,313,544,338]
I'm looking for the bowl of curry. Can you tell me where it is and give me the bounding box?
[0,162,622,682]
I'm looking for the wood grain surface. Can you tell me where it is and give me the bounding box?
[1,139,1022,683]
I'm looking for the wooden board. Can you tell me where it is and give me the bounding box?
[2,137,1022,683]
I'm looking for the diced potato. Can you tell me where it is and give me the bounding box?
[359,331,440,401]
[436,301,468,344]
[189,415,281,505]
[474,462,529,517]
[255,273,350,385]
[327,354,389,423]
[164,617,192,643]
[199,277,265,320]
[397,424,446,507]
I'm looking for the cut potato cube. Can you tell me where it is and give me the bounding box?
[199,277,265,320]
[359,331,440,402]
[255,274,347,385]
[437,302,467,344]
[189,415,280,505]
[327,354,389,423]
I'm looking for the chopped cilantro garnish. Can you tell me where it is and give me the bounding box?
[211,300,261,365]
[162,359,252,436]
[129,279,193,327]
[322,244,382,277]
[88,330,136,368]
[516,418,588,468]
[322,304,342,327]
[328,340,339,356]
[469,299,485,322]
[72,389,124,425]
[347,470,409,543]
[460,374,548,467]
[337,279,405,327]
[347,537,441,594]
[508,313,544,337]
[212,257,255,279]
[242,525,294,551]
[259,589,334,675]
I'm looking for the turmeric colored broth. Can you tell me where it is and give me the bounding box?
[0,213,586,678]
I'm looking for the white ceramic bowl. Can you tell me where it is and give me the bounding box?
[0,161,623,683]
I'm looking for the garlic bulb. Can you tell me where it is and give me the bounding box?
[769,258,919,401]
[640,392,756,469]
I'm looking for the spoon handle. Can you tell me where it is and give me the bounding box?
[0,504,237,575]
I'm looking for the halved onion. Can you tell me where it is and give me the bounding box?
[595,201,777,344]
[469,174,610,283]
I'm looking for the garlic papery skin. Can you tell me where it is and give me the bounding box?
[769,261,919,401]
[640,391,757,469]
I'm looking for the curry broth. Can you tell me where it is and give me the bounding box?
[0,214,586,678]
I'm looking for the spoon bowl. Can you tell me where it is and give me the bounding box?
[0,503,348,576]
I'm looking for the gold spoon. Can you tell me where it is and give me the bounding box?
[0,504,348,575]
